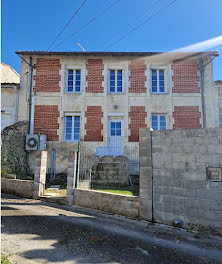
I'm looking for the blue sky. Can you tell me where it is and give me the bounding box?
[2,0,222,80]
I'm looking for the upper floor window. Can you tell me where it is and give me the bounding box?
[67,69,81,93]
[152,115,166,130]
[65,116,80,141]
[109,70,122,93]
[151,69,165,93]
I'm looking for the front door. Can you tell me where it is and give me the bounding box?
[107,119,123,156]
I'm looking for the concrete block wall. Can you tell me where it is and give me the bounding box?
[149,128,222,231]
[1,178,34,198]
[74,189,139,218]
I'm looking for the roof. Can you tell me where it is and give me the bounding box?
[15,50,218,57]
[1,63,20,85]
[215,80,222,84]
[15,51,161,56]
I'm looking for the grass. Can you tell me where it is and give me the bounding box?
[1,255,11,264]
[92,186,139,196]
[44,185,139,197]
[44,189,67,197]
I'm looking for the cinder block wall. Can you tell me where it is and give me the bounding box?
[1,178,34,198]
[151,128,222,230]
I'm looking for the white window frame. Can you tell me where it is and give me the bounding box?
[108,69,123,94]
[65,64,85,94]
[151,114,167,130]
[64,114,81,142]
[66,69,81,93]
[151,68,166,94]
[108,118,123,138]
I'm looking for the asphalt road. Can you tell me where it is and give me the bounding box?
[1,194,222,264]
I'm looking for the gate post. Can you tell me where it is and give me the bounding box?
[66,151,77,205]
[33,151,48,198]
[139,128,153,222]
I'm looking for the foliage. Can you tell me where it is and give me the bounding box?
[1,255,11,264]
[1,122,30,179]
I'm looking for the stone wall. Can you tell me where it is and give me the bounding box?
[1,178,34,198]
[139,128,222,233]
[74,189,139,218]
[1,121,30,178]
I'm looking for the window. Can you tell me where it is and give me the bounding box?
[67,69,81,93]
[65,116,80,141]
[109,70,122,93]
[151,69,165,93]
[109,120,122,137]
[152,115,166,130]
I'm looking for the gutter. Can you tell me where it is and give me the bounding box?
[28,57,34,134]
[199,58,206,128]
[30,95,35,135]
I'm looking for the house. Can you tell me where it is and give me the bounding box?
[1,63,20,130]
[15,51,220,173]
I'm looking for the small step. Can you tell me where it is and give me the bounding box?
[47,185,60,190]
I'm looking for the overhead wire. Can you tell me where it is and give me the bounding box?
[103,0,163,45]
[105,0,178,50]
[47,0,88,51]
[54,0,121,49]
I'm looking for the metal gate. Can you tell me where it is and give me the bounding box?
[77,137,139,195]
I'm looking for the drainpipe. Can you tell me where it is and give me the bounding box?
[29,57,33,134]
[30,95,36,135]
[200,58,206,128]
[13,86,18,123]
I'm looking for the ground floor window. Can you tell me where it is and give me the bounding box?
[151,115,166,130]
[65,116,80,141]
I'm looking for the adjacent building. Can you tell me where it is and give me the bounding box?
[1,63,20,130]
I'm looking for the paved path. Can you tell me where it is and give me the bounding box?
[1,194,222,264]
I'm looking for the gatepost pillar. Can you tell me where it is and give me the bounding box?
[66,151,77,205]
[33,151,48,198]
[139,128,153,221]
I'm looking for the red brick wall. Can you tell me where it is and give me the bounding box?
[129,59,146,93]
[84,106,103,141]
[86,59,104,93]
[172,59,200,93]
[34,105,59,141]
[33,58,61,92]
[173,106,201,129]
[129,106,147,142]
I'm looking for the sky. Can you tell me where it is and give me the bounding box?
[2,0,222,80]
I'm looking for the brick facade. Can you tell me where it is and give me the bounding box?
[173,106,201,129]
[129,106,147,142]
[172,59,200,93]
[86,59,104,93]
[34,105,59,141]
[33,58,61,92]
[129,59,146,93]
[84,106,103,141]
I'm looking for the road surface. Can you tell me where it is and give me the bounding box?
[1,194,222,264]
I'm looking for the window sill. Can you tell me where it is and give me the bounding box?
[108,92,124,95]
[65,92,82,95]
[64,140,80,143]
[150,92,168,95]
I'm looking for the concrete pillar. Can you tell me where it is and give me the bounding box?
[66,151,77,205]
[139,128,153,221]
[33,151,47,198]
